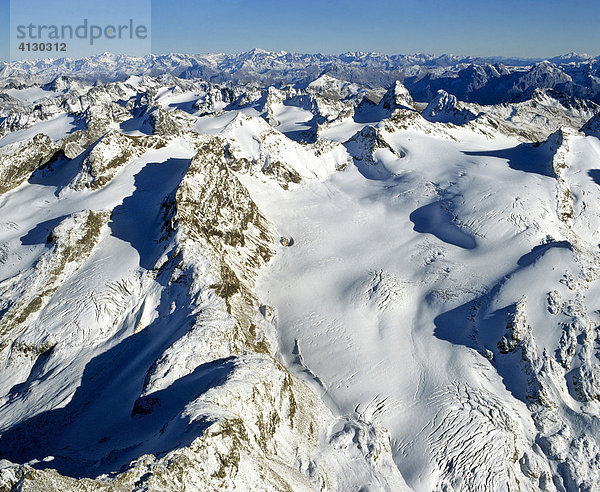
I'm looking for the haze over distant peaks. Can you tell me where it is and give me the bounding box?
[3,49,600,105]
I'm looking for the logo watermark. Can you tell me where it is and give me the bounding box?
[10,0,151,60]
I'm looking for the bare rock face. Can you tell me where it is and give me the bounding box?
[173,135,276,342]
[0,134,59,195]
[147,106,195,135]
[380,80,416,113]
[346,125,406,164]
[69,131,167,190]
[582,112,600,137]
[423,89,479,124]
[279,236,294,247]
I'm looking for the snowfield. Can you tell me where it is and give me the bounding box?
[0,54,600,491]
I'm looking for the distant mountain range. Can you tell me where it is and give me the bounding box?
[2,49,600,104]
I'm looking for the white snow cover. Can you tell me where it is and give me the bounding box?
[0,66,600,491]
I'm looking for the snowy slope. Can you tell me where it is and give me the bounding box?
[1,65,600,491]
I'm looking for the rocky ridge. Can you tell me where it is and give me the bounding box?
[0,65,600,491]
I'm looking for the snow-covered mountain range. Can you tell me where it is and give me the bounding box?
[1,52,600,490]
[2,49,600,104]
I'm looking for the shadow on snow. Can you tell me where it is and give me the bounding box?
[109,157,191,270]
[409,201,477,250]
[433,239,575,404]
[464,142,556,178]
[0,269,234,478]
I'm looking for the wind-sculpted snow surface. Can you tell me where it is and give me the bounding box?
[1,61,600,491]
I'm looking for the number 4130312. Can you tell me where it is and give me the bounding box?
[18,42,67,52]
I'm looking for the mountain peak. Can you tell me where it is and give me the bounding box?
[422,89,478,124]
[380,80,415,111]
[246,48,274,55]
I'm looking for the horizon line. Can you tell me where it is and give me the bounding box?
[3,48,599,66]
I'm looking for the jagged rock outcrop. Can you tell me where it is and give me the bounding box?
[69,131,168,190]
[0,134,59,195]
[346,125,405,165]
[380,81,415,113]
[423,89,479,124]
[221,113,350,188]
[581,112,600,137]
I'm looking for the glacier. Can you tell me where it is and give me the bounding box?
[0,52,600,491]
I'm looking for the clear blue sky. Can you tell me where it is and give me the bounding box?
[7,0,151,60]
[1,0,599,61]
